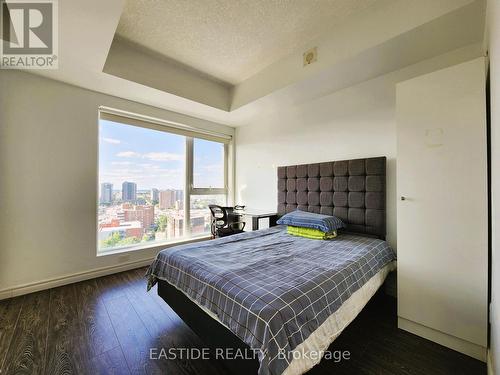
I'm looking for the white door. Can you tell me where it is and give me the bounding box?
[396,57,487,359]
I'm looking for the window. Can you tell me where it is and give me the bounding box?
[98,109,229,253]
[193,138,225,189]
[190,138,227,235]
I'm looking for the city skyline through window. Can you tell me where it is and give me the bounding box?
[98,118,227,253]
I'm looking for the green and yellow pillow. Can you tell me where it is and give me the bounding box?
[287,226,337,240]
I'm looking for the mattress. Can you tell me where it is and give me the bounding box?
[147,226,396,375]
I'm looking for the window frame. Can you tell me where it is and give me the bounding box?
[97,107,231,254]
[184,137,228,237]
[190,138,228,193]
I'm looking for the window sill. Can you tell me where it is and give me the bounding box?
[96,234,211,257]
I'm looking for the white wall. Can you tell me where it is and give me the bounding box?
[231,0,476,109]
[236,76,397,246]
[0,70,234,296]
[487,0,500,372]
[235,45,483,251]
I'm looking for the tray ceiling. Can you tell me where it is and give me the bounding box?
[116,0,379,84]
[24,0,483,126]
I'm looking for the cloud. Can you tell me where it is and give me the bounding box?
[110,161,179,171]
[101,137,121,144]
[198,163,223,172]
[116,151,183,162]
[116,151,141,158]
[143,152,183,162]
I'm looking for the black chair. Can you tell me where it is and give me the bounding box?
[208,205,246,238]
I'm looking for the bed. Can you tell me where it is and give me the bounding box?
[147,157,396,375]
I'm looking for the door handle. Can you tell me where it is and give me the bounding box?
[400,196,406,201]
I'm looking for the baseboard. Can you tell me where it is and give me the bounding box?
[488,349,494,375]
[398,317,487,362]
[0,257,155,300]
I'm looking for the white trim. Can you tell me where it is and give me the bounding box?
[97,234,211,257]
[488,349,494,375]
[191,188,227,195]
[0,257,154,301]
[224,142,229,191]
[185,137,193,237]
[228,140,235,206]
[398,317,487,362]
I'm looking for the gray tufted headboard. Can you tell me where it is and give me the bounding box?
[277,157,386,239]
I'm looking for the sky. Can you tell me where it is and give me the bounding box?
[99,120,224,191]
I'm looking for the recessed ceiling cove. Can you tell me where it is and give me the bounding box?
[96,0,481,115]
[115,0,379,85]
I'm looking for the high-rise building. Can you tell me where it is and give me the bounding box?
[166,212,204,238]
[175,189,184,206]
[150,188,159,203]
[124,205,155,231]
[159,190,176,209]
[122,181,137,202]
[100,183,113,204]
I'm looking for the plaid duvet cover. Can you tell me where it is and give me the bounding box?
[147,226,395,375]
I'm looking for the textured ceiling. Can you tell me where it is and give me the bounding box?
[116,0,380,84]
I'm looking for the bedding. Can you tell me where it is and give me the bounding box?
[286,225,337,239]
[147,226,395,375]
[276,210,344,232]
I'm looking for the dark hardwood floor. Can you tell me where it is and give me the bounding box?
[0,267,486,375]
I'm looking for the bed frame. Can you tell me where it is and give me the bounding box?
[157,157,387,374]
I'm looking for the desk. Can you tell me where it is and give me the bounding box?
[241,210,278,231]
